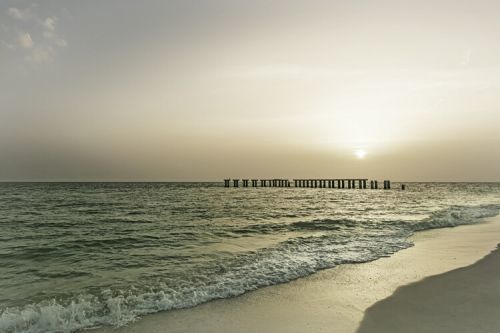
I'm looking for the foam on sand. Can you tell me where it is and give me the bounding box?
[92,215,500,333]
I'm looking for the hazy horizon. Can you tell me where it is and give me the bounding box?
[1,0,500,181]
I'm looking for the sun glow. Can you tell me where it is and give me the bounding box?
[354,149,367,159]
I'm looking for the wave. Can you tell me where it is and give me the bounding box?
[1,204,498,333]
[410,204,500,231]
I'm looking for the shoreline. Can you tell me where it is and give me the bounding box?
[94,215,500,333]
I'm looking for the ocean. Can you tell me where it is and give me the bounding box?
[1,182,499,333]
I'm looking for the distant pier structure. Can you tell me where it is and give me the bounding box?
[224,178,393,189]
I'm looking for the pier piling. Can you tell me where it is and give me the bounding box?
[225,178,390,190]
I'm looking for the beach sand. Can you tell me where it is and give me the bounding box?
[95,215,500,333]
[357,245,500,333]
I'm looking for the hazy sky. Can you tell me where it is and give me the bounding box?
[1,0,499,181]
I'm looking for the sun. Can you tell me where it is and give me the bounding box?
[354,149,367,159]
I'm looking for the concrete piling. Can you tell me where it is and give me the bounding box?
[225,178,390,190]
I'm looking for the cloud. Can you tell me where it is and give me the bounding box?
[461,49,472,66]
[55,38,67,48]
[18,32,33,48]
[43,26,67,49]
[3,6,67,66]
[1,40,16,49]
[26,47,54,64]
[43,17,56,31]
[7,7,30,20]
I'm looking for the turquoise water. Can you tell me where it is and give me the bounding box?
[1,182,499,333]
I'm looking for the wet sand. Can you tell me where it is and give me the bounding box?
[94,215,500,333]
[357,245,500,333]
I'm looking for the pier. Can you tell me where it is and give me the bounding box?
[224,178,393,189]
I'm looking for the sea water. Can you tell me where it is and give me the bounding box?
[1,182,499,333]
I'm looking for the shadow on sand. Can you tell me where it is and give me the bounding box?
[356,245,500,333]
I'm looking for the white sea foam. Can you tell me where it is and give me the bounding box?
[1,204,499,333]
[411,204,500,231]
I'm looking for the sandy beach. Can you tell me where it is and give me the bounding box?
[94,215,500,333]
[357,244,500,333]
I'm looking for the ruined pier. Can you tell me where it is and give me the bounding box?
[223,178,391,189]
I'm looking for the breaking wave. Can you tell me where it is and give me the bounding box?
[1,204,499,333]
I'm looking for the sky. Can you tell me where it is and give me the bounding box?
[1,0,499,181]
